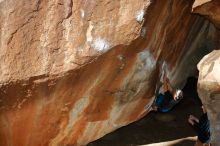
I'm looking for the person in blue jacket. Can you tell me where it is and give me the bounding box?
[188,105,211,146]
[152,71,183,112]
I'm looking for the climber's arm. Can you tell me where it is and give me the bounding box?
[162,71,172,93]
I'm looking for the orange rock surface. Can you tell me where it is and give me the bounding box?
[0,0,218,146]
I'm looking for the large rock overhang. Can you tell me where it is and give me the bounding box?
[0,0,219,145]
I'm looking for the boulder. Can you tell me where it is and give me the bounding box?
[192,0,220,28]
[197,50,220,146]
[0,0,218,145]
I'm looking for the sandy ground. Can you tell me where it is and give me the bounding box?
[87,77,203,146]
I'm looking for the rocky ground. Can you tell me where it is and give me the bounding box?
[87,77,203,146]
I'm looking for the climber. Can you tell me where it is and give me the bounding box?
[151,70,183,112]
[188,105,211,146]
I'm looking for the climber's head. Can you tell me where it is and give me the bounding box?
[174,89,183,100]
[197,98,207,113]
[201,105,207,114]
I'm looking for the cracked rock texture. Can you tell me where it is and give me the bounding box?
[0,0,218,146]
[198,50,220,146]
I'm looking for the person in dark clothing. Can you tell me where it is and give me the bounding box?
[188,106,211,146]
[152,71,183,112]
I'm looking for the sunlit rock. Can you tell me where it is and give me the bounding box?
[198,50,220,146]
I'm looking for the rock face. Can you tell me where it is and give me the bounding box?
[193,1,220,145]
[197,50,220,146]
[0,0,218,146]
[192,0,220,28]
